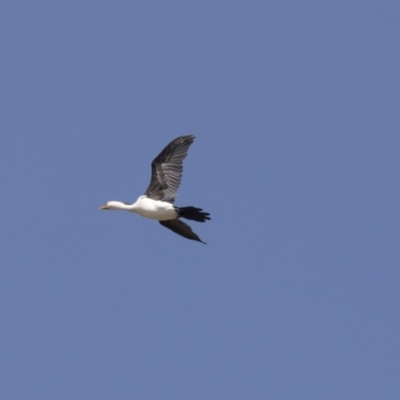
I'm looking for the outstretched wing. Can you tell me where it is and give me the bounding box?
[144,135,195,203]
[159,219,206,244]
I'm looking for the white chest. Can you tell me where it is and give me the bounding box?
[132,196,177,221]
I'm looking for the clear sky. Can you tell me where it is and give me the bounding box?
[1,1,399,399]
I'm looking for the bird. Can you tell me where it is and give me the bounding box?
[99,135,210,244]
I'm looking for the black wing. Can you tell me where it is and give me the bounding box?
[144,135,195,203]
[159,219,206,244]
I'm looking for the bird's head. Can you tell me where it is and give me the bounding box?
[99,201,121,210]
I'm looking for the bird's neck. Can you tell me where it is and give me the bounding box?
[108,201,136,211]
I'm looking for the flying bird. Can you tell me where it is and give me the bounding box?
[99,135,210,243]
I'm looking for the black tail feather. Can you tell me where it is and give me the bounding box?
[176,206,211,222]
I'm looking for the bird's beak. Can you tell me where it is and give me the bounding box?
[99,204,109,210]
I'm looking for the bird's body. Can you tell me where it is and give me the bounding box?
[99,135,210,243]
[131,196,178,220]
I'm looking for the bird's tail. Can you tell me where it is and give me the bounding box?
[177,206,211,223]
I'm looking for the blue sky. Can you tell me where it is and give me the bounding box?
[1,1,399,399]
